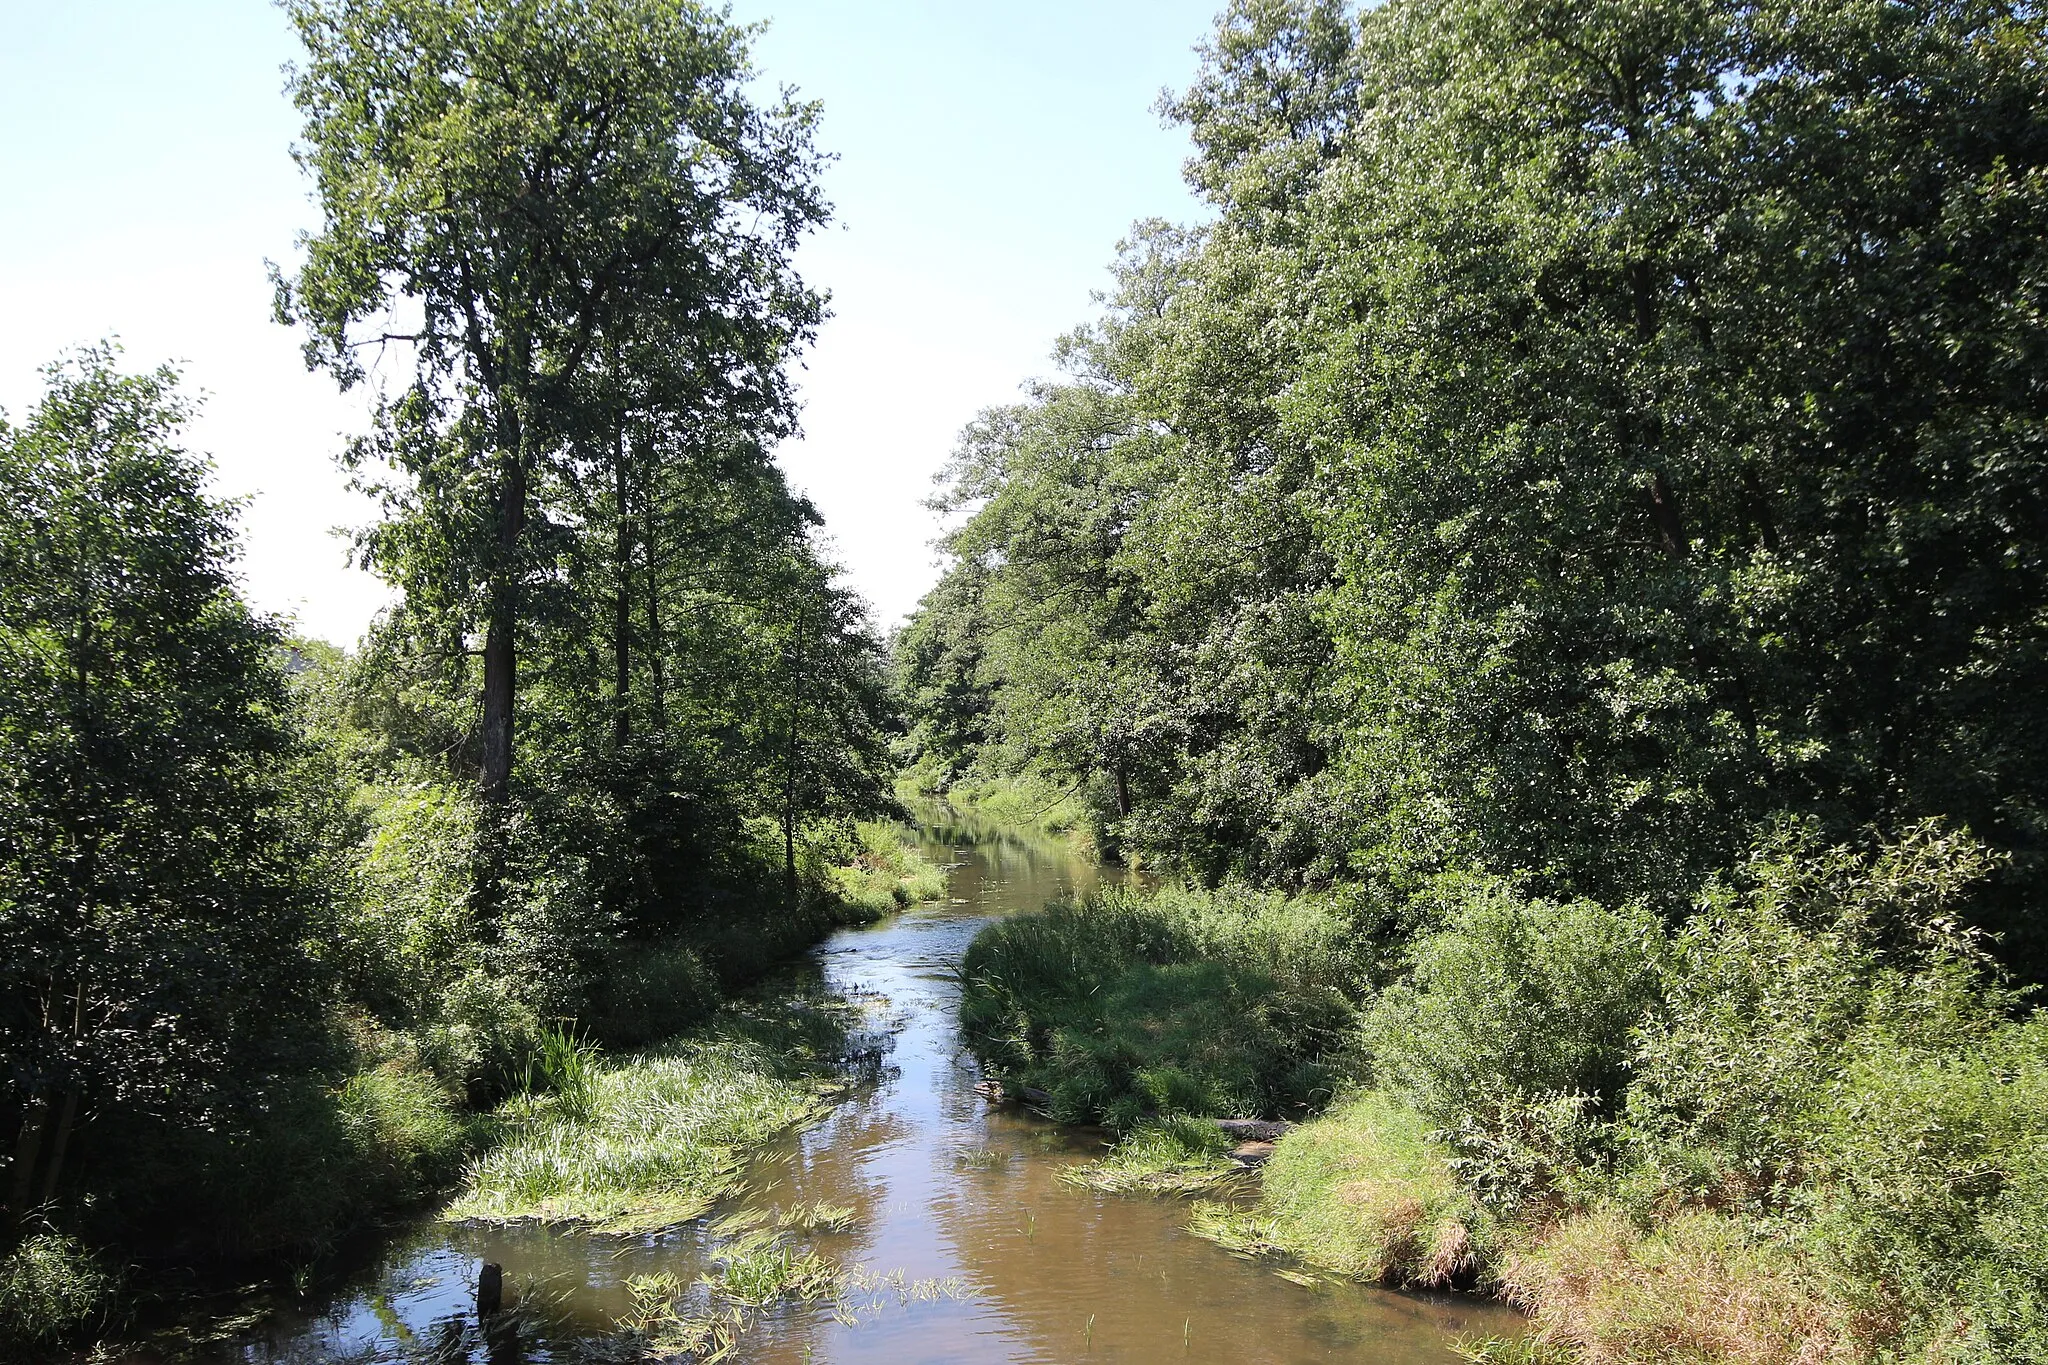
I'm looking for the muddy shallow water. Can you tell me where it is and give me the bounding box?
[181,815,1519,1364]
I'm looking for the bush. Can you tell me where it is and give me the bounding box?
[0,1232,110,1354]
[1624,821,2020,1209]
[1363,880,1665,1126]
[1801,1014,2048,1363]
[416,970,545,1103]
[589,943,724,1049]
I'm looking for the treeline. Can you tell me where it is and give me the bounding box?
[902,0,2048,971]
[929,1,2048,1361]
[1,0,901,1351]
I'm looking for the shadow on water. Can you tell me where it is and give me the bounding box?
[154,812,1519,1364]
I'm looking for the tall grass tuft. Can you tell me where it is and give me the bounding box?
[448,1006,848,1233]
[527,1024,601,1123]
[0,1232,111,1353]
[959,884,1360,1126]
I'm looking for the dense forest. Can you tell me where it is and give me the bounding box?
[918,0,2048,1362]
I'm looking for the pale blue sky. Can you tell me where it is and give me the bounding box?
[0,0,1215,642]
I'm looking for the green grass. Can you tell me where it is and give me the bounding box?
[445,1000,849,1233]
[335,1058,474,1203]
[1059,1115,1242,1194]
[1186,1091,1490,1289]
[958,884,1360,1127]
[0,1232,111,1354]
[826,820,949,919]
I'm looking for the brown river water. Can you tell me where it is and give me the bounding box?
[180,814,1518,1364]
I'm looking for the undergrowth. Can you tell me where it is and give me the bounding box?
[969,824,2048,1365]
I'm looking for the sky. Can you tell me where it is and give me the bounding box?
[0,0,1216,644]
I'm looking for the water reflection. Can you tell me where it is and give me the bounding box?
[164,813,1516,1364]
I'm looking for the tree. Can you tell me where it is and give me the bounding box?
[0,349,329,1224]
[277,0,828,813]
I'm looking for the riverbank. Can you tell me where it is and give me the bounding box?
[961,830,2048,1365]
[0,825,947,1359]
[107,813,1513,1364]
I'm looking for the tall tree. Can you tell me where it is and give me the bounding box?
[277,0,828,811]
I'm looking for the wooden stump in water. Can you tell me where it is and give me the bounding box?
[477,1261,504,1317]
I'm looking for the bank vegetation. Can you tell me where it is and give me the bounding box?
[929,1,2048,1361]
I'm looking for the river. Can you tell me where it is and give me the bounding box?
[185,814,1517,1364]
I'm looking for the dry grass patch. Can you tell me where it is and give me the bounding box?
[1505,1209,1865,1365]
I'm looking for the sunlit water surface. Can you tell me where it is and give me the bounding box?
[164,815,1518,1364]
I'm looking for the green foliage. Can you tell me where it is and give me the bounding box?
[1805,1016,2048,1363]
[0,1231,109,1354]
[447,1009,845,1232]
[0,346,340,1241]
[959,885,1358,1125]
[526,1025,601,1124]
[1189,1091,1488,1290]
[1624,821,2017,1209]
[1363,882,1665,1127]
[901,0,2048,961]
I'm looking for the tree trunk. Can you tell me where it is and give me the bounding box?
[480,409,528,807]
[612,419,632,749]
[9,1092,49,1219]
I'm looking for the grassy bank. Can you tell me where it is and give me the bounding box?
[447,992,858,1232]
[824,820,949,919]
[962,827,2048,1364]
[896,766,1094,857]
[0,819,912,1358]
[960,883,1362,1127]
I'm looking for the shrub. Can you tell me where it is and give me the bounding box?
[1363,880,1665,1126]
[1803,1014,2048,1363]
[416,970,545,1103]
[589,944,723,1048]
[824,821,948,919]
[342,774,480,1024]
[1624,820,2020,1209]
